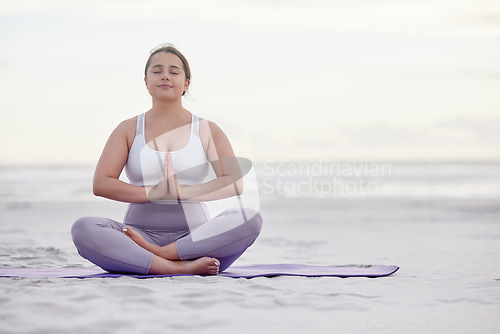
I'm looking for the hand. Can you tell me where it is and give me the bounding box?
[165,151,185,200]
[122,226,156,254]
[146,153,169,201]
[122,226,147,247]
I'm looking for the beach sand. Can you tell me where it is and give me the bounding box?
[1,193,499,334]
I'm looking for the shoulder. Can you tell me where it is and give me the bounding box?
[117,115,138,132]
[197,116,232,156]
[110,115,139,148]
[198,116,226,139]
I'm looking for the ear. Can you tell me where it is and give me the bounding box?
[184,79,190,91]
[144,77,148,89]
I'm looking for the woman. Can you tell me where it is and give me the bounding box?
[71,44,263,276]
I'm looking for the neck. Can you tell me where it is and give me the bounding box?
[149,98,187,119]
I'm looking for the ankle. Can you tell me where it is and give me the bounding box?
[159,243,180,260]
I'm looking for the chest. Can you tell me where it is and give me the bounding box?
[144,122,192,152]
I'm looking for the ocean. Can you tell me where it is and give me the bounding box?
[0,160,499,333]
[2,160,499,201]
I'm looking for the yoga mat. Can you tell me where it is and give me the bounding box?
[0,264,398,279]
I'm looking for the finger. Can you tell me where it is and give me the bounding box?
[166,153,175,179]
[160,153,168,180]
[165,152,173,184]
[167,168,180,199]
[165,152,182,199]
[167,152,174,173]
[167,172,178,198]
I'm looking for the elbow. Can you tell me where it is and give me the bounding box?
[92,178,105,197]
[92,187,102,198]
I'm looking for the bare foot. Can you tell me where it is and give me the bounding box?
[149,255,220,276]
[123,227,220,276]
[123,227,180,260]
[183,257,220,276]
[122,226,149,249]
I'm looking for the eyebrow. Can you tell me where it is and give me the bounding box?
[151,64,181,70]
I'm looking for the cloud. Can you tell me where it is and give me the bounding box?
[2,0,500,36]
[1,0,499,164]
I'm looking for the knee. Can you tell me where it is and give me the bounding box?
[71,216,97,245]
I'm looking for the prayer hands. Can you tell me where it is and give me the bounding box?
[147,152,185,201]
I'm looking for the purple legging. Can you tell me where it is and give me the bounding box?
[71,201,263,274]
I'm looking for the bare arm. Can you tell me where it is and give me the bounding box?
[92,119,150,203]
[163,120,245,202]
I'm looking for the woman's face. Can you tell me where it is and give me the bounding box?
[144,52,190,100]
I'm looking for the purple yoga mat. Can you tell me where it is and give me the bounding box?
[0,264,398,279]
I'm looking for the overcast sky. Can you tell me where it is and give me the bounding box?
[1,0,499,165]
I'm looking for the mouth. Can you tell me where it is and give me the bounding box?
[158,84,173,88]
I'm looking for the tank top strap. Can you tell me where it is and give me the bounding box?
[135,113,145,137]
[193,114,200,137]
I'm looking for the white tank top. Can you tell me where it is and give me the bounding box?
[125,112,210,187]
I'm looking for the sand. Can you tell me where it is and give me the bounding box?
[1,193,499,334]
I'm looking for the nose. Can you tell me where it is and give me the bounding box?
[161,72,170,81]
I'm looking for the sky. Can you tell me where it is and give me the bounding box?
[1,0,499,165]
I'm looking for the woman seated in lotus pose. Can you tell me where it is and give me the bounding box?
[71,44,263,276]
